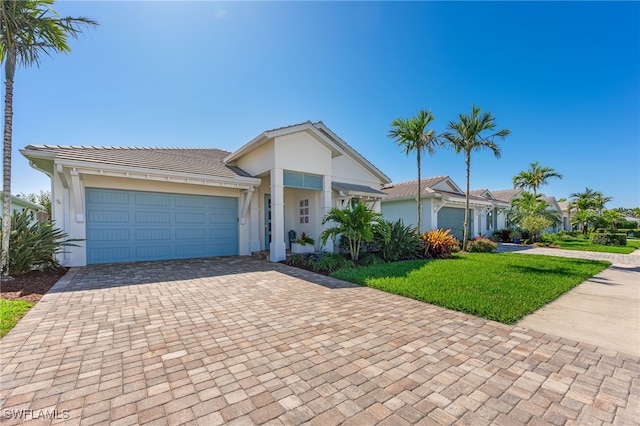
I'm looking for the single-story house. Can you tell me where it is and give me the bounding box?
[381,176,506,239]
[491,189,563,233]
[0,191,47,224]
[21,121,390,266]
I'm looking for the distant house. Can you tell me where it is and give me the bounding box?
[381,176,506,239]
[0,191,47,224]
[21,121,390,266]
[490,189,563,233]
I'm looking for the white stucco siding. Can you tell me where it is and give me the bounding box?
[284,188,321,249]
[234,140,275,177]
[274,133,332,175]
[331,154,384,188]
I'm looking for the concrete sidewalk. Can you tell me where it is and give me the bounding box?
[501,245,640,356]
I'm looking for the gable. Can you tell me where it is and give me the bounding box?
[432,178,463,195]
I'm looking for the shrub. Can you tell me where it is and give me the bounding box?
[422,229,459,259]
[358,252,385,267]
[295,232,314,245]
[466,237,498,253]
[285,254,304,266]
[590,232,627,246]
[559,230,582,238]
[619,228,640,238]
[3,210,78,276]
[306,252,354,273]
[493,229,513,243]
[374,219,423,262]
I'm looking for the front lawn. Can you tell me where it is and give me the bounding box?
[551,236,640,254]
[0,299,34,338]
[331,253,609,324]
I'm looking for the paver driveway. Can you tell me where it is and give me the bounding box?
[1,257,639,425]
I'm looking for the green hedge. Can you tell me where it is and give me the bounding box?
[590,232,627,246]
[595,228,640,238]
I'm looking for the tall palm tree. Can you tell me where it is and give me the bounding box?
[388,110,439,232]
[0,0,97,277]
[442,105,510,249]
[512,161,563,196]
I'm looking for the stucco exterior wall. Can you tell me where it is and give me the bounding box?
[235,140,275,177]
[274,133,332,174]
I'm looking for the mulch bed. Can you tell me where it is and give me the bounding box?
[0,268,69,302]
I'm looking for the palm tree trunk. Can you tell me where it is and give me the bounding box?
[1,77,14,278]
[463,152,470,249]
[417,149,421,232]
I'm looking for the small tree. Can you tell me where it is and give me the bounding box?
[320,203,382,262]
[602,209,623,230]
[20,190,51,218]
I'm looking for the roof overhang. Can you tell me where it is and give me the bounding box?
[332,181,387,199]
[21,149,261,190]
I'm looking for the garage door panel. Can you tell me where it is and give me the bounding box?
[86,188,238,264]
[175,195,207,208]
[134,193,171,207]
[87,189,130,205]
[88,229,130,242]
[175,212,206,224]
[135,229,171,241]
[89,210,130,223]
[135,211,171,223]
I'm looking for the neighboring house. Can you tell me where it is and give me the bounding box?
[0,191,47,224]
[381,176,501,239]
[557,200,572,231]
[492,189,563,233]
[21,121,390,266]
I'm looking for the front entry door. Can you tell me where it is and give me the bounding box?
[264,194,271,249]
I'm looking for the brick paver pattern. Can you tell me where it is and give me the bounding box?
[1,256,639,425]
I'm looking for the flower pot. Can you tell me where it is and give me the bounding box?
[291,243,314,254]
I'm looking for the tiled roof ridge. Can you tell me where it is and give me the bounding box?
[28,144,230,152]
[384,176,449,187]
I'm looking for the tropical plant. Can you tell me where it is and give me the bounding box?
[295,232,314,245]
[373,218,423,262]
[357,252,386,267]
[3,210,78,275]
[512,161,563,196]
[466,237,498,253]
[1,0,98,277]
[422,228,459,259]
[569,188,610,234]
[388,110,440,232]
[507,192,560,242]
[602,209,623,230]
[284,253,304,266]
[320,203,383,262]
[306,252,354,273]
[442,105,510,249]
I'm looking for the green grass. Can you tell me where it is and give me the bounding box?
[331,253,609,324]
[552,236,640,254]
[0,299,34,338]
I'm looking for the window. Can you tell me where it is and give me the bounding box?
[486,210,494,231]
[299,199,309,224]
[283,171,323,190]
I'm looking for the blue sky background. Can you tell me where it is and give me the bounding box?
[6,1,639,208]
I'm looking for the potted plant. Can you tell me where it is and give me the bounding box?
[291,232,315,254]
[509,229,522,244]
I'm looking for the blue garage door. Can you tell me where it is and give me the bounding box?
[86,188,238,264]
[437,207,473,240]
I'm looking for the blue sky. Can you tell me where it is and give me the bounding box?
[6,1,639,208]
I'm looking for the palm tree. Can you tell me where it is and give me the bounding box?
[0,0,97,277]
[512,161,563,196]
[388,110,439,232]
[507,191,561,241]
[442,105,510,249]
[320,203,383,262]
[568,188,608,234]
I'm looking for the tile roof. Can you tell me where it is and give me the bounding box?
[22,145,252,179]
[382,176,448,200]
[557,201,570,211]
[491,188,524,203]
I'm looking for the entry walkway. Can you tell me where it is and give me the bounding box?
[498,244,640,357]
[1,257,639,425]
